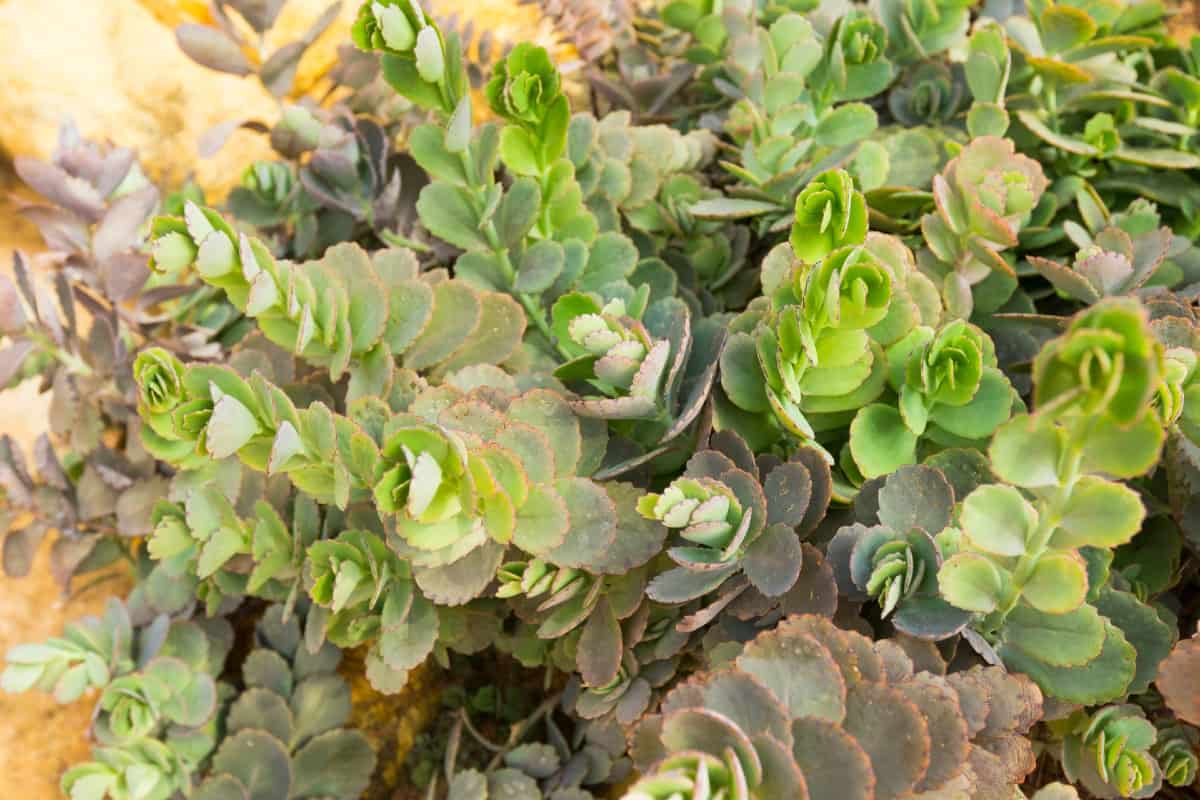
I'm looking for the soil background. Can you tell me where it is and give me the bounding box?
[0,183,126,799]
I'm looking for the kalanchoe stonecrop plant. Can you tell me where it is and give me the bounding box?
[10,0,1200,798]
[1054,705,1163,799]
[827,464,971,639]
[638,430,832,608]
[626,614,1043,800]
[848,317,1018,478]
[937,299,1180,704]
[919,136,1049,316]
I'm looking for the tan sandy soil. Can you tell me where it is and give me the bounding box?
[0,178,131,799]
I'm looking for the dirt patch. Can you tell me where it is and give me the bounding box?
[0,170,131,798]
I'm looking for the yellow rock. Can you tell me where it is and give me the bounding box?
[0,0,277,198]
[0,0,576,202]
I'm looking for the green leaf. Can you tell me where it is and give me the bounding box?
[938,552,1006,613]
[436,293,525,374]
[720,332,770,413]
[206,394,260,459]
[197,526,246,578]
[1000,619,1134,704]
[1094,587,1175,695]
[960,484,1037,557]
[404,281,481,370]
[849,405,919,480]
[1016,110,1098,156]
[514,240,564,293]
[989,415,1063,488]
[381,53,445,111]
[292,730,376,799]
[499,126,541,176]
[735,626,847,722]
[1023,551,1088,614]
[967,103,1010,138]
[928,368,1013,440]
[1052,476,1144,549]
[1039,6,1098,54]
[1002,603,1105,667]
[496,178,541,249]
[577,597,621,688]
[1114,147,1200,170]
[409,124,468,185]
[417,183,488,251]
[376,594,439,671]
[211,729,293,800]
[815,103,879,148]
[689,197,782,220]
[1079,414,1164,478]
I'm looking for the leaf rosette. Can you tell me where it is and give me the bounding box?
[1059,705,1162,799]
[872,0,972,64]
[374,419,517,565]
[628,613,1044,800]
[920,136,1048,306]
[720,243,894,450]
[1032,298,1163,426]
[487,43,570,168]
[828,464,970,638]
[887,62,966,126]
[640,432,831,607]
[1029,224,1172,306]
[1152,725,1199,788]
[813,13,895,104]
[790,169,869,263]
[850,319,1015,477]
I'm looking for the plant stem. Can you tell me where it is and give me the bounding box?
[985,416,1088,631]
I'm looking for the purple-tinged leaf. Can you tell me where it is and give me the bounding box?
[578,597,622,688]
[175,24,254,76]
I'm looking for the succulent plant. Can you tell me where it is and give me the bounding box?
[1057,705,1162,799]
[354,0,462,114]
[828,464,971,638]
[933,300,1180,703]
[10,3,1200,799]
[1151,724,1199,788]
[1030,225,1173,305]
[2,598,135,702]
[919,136,1049,315]
[0,125,231,589]
[627,613,1043,800]
[639,431,832,606]
[848,318,1016,478]
[887,61,966,126]
[190,605,376,800]
[871,0,972,65]
[789,169,870,263]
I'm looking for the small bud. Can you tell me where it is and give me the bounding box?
[151,231,198,272]
[195,231,238,279]
[414,26,445,84]
[374,1,416,51]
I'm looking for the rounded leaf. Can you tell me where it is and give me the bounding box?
[849,405,919,480]
[1052,476,1144,549]
[1022,551,1088,614]
[735,628,847,723]
[791,717,875,800]
[989,415,1063,489]
[960,485,1037,557]
[292,729,377,799]
[211,730,292,800]
[939,552,1006,613]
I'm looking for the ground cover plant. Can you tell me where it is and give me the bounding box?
[3,0,1200,797]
